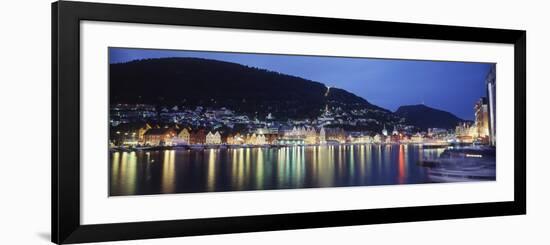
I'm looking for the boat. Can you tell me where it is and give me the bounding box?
[420,147,496,182]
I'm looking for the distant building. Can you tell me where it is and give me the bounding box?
[110,104,157,126]
[172,128,190,145]
[190,129,207,144]
[392,126,398,136]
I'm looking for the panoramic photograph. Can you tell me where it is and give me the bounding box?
[108,47,497,196]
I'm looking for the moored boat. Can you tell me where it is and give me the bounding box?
[420,147,496,182]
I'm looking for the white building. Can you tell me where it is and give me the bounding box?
[382,125,388,136]
[205,131,222,145]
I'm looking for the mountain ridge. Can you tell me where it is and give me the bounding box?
[110,57,391,119]
[395,104,467,130]
[110,57,466,131]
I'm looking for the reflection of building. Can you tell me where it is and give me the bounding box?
[144,128,176,146]
[474,97,490,143]
[486,65,496,146]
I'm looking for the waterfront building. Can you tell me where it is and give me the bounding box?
[305,127,317,144]
[205,131,222,145]
[144,128,177,146]
[373,134,384,143]
[213,131,222,144]
[281,126,312,143]
[226,133,234,144]
[254,127,279,144]
[255,134,267,145]
[348,134,373,144]
[172,128,190,145]
[474,97,490,143]
[110,122,152,146]
[486,65,496,146]
[455,122,477,143]
[325,128,346,143]
[411,132,423,143]
[190,129,207,144]
[227,133,245,145]
[390,134,401,143]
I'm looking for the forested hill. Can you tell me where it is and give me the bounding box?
[110,57,390,120]
[395,104,467,130]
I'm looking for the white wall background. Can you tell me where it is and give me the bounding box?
[0,0,547,244]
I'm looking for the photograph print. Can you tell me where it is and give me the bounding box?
[108,47,497,196]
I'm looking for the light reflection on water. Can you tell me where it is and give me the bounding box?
[109,144,445,196]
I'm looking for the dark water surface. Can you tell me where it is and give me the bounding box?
[109,144,445,196]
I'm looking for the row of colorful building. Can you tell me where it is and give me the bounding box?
[110,121,451,147]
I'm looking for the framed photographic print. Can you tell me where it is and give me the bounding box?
[52,1,526,244]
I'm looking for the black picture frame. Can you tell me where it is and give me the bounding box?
[52,1,526,244]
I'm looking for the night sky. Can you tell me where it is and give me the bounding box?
[109,48,494,120]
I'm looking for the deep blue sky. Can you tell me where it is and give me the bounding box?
[110,48,493,120]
